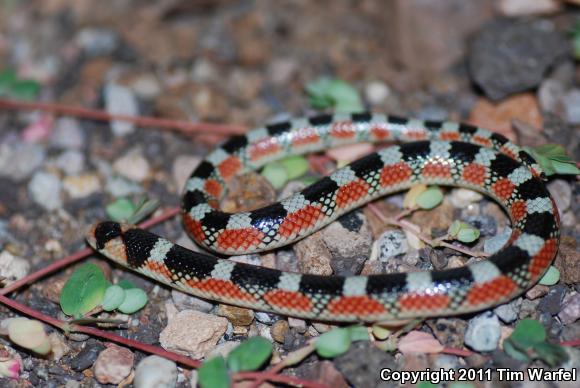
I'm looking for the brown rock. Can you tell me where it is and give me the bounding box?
[554,236,580,284]
[217,305,254,326]
[159,310,227,358]
[293,232,333,275]
[426,318,467,349]
[363,201,402,239]
[93,344,134,385]
[270,320,289,343]
[468,94,543,140]
[525,284,550,300]
[409,197,455,235]
[222,172,276,213]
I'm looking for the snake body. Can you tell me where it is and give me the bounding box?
[87,112,560,322]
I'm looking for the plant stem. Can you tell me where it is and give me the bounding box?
[0,98,246,136]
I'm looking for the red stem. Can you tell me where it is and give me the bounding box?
[441,347,476,357]
[560,339,580,347]
[0,98,246,136]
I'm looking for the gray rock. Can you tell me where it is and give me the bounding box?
[464,214,497,237]
[547,179,572,213]
[28,171,62,210]
[133,355,177,388]
[255,312,277,325]
[334,341,396,388]
[76,28,118,56]
[494,298,521,323]
[105,176,143,197]
[54,150,85,176]
[104,83,138,137]
[469,20,569,100]
[558,293,580,325]
[377,230,408,262]
[70,339,105,371]
[171,290,213,313]
[0,142,46,181]
[464,312,501,352]
[563,89,580,125]
[484,227,512,255]
[538,285,566,316]
[50,118,84,150]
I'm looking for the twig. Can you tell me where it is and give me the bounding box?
[441,347,476,357]
[367,203,489,258]
[560,339,580,347]
[0,98,246,136]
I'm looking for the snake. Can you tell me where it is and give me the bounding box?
[86,112,560,322]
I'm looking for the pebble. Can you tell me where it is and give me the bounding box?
[538,285,566,316]
[427,318,467,349]
[159,310,227,358]
[563,89,580,125]
[54,150,85,176]
[0,251,30,284]
[62,174,100,199]
[105,175,143,197]
[48,332,71,361]
[377,230,408,262]
[254,312,276,325]
[0,142,46,181]
[327,143,375,164]
[76,28,118,56]
[171,290,213,313]
[205,341,241,359]
[288,317,307,333]
[50,118,84,150]
[468,20,568,100]
[365,81,390,105]
[216,304,254,326]
[270,320,290,343]
[133,355,177,388]
[334,342,398,388]
[519,299,540,320]
[267,58,297,84]
[322,212,372,259]
[449,188,483,208]
[494,298,521,323]
[104,83,139,137]
[70,339,105,371]
[113,148,151,182]
[172,155,201,192]
[558,293,580,325]
[221,172,276,212]
[547,179,572,213]
[463,214,497,237]
[526,284,550,300]
[464,312,501,352]
[484,227,512,255]
[28,171,62,211]
[131,74,162,99]
[554,236,580,284]
[497,0,561,16]
[93,344,134,385]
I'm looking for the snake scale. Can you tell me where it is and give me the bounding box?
[87,112,560,322]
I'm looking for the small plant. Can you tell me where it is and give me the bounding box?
[106,197,159,224]
[0,69,41,100]
[60,263,148,319]
[525,144,580,176]
[306,78,364,113]
[504,319,568,367]
[199,336,273,388]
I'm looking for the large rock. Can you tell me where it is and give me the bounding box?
[469,20,569,101]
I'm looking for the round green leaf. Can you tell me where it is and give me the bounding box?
[315,328,352,358]
[199,356,230,388]
[415,187,443,210]
[348,325,369,342]
[448,220,462,237]
[503,338,531,362]
[539,266,560,286]
[279,156,309,180]
[60,263,109,317]
[117,288,148,314]
[261,162,288,189]
[117,279,138,290]
[106,198,136,222]
[10,79,40,101]
[227,336,273,372]
[532,342,568,367]
[456,226,480,243]
[509,319,546,348]
[102,285,126,311]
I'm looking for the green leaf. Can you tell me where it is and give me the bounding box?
[117,279,138,290]
[261,162,288,189]
[457,226,480,243]
[101,285,126,311]
[525,144,579,176]
[348,325,369,342]
[539,266,560,286]
[9,79,40,100]
[417,382,438,388]
[279,156,309,180]
[127,198,160,224]
[503,338,531,362]
[106,198,137,222]
[509,319,546,349]
[415,186,443,210]
[306,78,364,113]
[199,356,230,388]
[532,342,569,367]
[60,263,109,317]
[227,336,273,372]
[315,327,352,358]
[448,220,462,237]
[117,288,148,314]
[0,69,17,94]
[551,160,580,175]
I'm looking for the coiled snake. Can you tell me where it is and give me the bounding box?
[86,112,560,322]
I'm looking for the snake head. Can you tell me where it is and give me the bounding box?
[86,221,134,264]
